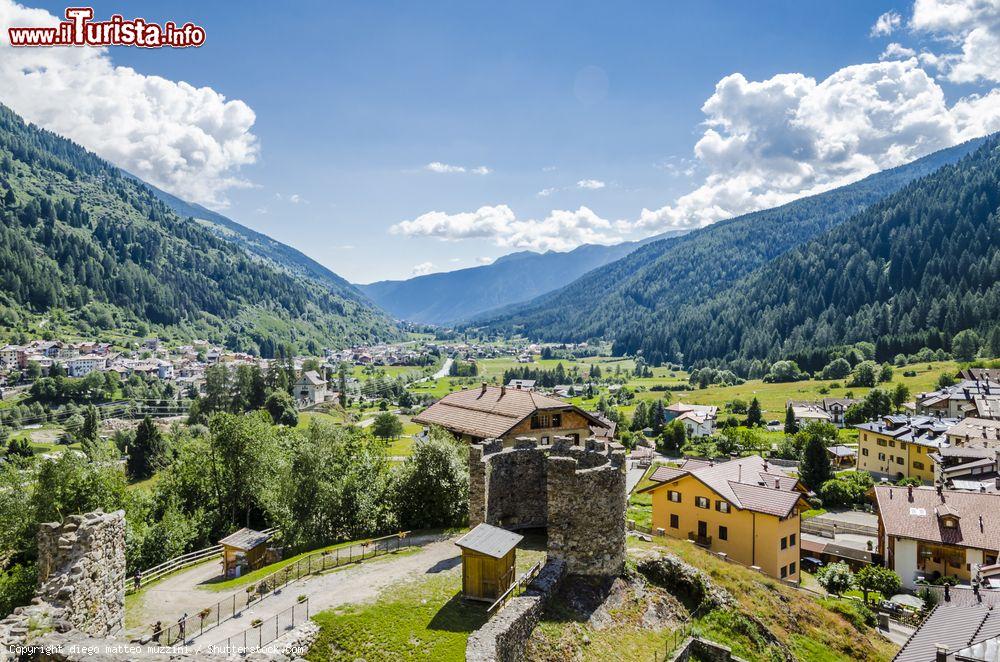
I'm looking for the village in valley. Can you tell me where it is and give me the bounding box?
[2,323,999,662]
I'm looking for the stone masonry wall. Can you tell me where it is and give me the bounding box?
[466,559,566,662]
[469,437,626,577]
[36,510,126,636]
[0,510,126,660]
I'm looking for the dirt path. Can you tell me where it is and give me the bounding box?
[126,557,226,636]
[188,534,462,650]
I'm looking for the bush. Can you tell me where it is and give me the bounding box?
[816,563,854,596]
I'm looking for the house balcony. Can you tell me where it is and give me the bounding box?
[688,532,713,548]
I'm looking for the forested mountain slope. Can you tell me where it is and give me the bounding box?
[359,232,681,325]
[623,136,1000,369]
[0,104,396,355]
[146,182,371,306]
[471,137,987,346]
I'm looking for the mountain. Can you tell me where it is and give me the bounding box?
[145,183,365,302]
[0,103,396,356]
[620,136,1000,370]
[470,137,989,355]
[359,232,682,325]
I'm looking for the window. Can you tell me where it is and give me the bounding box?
[541,436,550,445]
[877,439,887,447]
[878,452,886,461]
[889,440,895,448]
[900,442,907,450]
[695,496,710,509]
[719,525,728,541]
[530,414,549,429]
[780,536,787,550]
[715,500,730,513]
[896,456,904,465]
[780,565,788,579]
[788,561,796,575]
[789,533,796,547]
[913,461,924,470]
[862,448,869,456]
[551,413,562,427]
[668,490,681,503]
[669,514,679,529]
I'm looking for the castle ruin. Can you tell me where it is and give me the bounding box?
[468,436,627,576]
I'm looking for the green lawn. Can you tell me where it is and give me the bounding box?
[307,543,545,662]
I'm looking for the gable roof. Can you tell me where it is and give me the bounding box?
[413,385,608,439]
[894,605,1000,662]
[640,455,807,517]
[455,523,523,558]
[873,485,1000,550]
[219,527,272,551]
[297,370,326,386]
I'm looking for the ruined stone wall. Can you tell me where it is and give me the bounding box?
[546,444,627,576]
[469,437,626,577]
[465,559,566,662]
[0,510,126,660]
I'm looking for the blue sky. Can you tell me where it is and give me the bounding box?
[5,0,1000,282]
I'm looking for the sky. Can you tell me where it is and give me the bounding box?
[1,0,1000,282]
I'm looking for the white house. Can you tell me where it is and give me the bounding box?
[294,370,328,405]
[66,354,107,378]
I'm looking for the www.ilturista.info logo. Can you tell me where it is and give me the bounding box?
[8,7,205,48]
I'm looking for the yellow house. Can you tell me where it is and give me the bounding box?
[855,415,958,483]
[638,455,809,581]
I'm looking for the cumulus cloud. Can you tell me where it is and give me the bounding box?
[0,0,258,207]
[871,11,903,36]
[881,42,917,59]
[411,262,436,276]
[424,161,491,174]
[390,204,621,252]
[910,0,1000,83]
[634,59,1000,232]
[289,194,305,204]
[576,179,606,189]
[536,187,557,197]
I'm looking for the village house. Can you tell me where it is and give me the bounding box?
[506,379,536,391]
[873,485,1000,590]
[413,383,609,446]
[893,604,1000,662]
[638,455,809,581]
[664,403,718,437]
[855,415,958,482]
[0,344,21,367]
[65,354,108,378]
[930,418,1000,489]
[786,398,858,428]
[294,370,328,405]
[916,379,1000,419]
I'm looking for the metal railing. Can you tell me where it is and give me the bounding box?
[488,561,543,614]
[143,531,411,645]
[210,598,311,654]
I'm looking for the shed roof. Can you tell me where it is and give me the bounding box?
[218,528,272,551]
[455,523,523,559]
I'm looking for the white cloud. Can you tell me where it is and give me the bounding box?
[390,205,621,252]
[576,179,606,189]
[880,42,917,60]
[424,161,491,174]
[537,187,557,197]
[871,11,903,36]
[289,193,305,204]
[411,262,436,276]
[910,0,1000,83]
[477,256,495,265]
[0,0,258,207]
[634,59,1000,233]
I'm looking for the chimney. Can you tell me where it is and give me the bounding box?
[944,584,951,602]
[908,485,914,501]
[935,644,953,662]
[500,385,506,397]
[980,515,984,532]
[775,478,780,489]
[481,382,487,395]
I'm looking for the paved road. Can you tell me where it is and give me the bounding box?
[431,358,454,380]
[878,619,915,647]
[187,534,461,651]
[626,462,647,494]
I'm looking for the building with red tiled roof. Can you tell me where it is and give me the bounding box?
[873,485,1000,590]
[638,455,809,580]
[413,384,609,446]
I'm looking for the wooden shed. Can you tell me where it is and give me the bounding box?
[219,528,273,578]
[456,523,523,602]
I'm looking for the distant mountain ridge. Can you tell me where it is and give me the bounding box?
[359,231,684,325]
[469,136,989,356]
[0,103,396,355]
